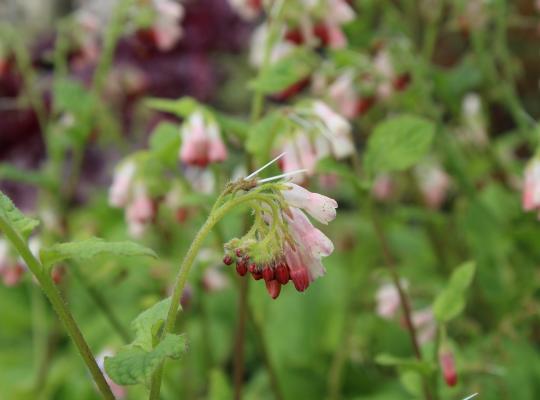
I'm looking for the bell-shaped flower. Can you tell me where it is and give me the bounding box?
[179,112,227,167]
[109,161,136,208]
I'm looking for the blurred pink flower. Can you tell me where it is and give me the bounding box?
[411,307,436,344]
[126,185,155,238]
[375,283,401,319]
[109,161,136,208]
[228,0,263,20]
[152,0,185,51]
[372,173,395,202]
[415,163,450,209]
[439,348,458,387]
[523,157,540,216]
[179,112,227,168]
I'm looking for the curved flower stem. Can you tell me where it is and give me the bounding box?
[0,216,115,400]
[148,191,275,400]
[367,198,433,400]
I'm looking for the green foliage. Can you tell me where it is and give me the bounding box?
[39,237,157,268]
[104,333,187,386]
[246,112,288,163]
[149,122,181,168]
[364,115,436,174]
[249,48,318,94]
[433,261,476,323]
[146,96,198,117]
[0,190,39,240]
[105,298,186,386]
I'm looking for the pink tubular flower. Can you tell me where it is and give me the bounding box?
[375,283,401,319]
[282,183,337,224]
[179,112,227,168]
[312,101,355,159]
[411,307,436,344]
[327,70,359,119]
[151,0,184,51]
[109,161,136,208]
[223,176,337,298]
[522,157,540,216]
[372,173,395,202]
[439,349,458,387]
[126,185,155,238]
[415,163,450,209]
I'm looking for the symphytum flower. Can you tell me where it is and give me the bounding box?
[151,0,185,51]
[411,307,436,344]
[375,282,402,319]
[439,348,458,387]
[222,163,337,299]
[125,184,155,238]
[277,101,354,182]
[522,157,540,217]
[109,160,136,208]
[415,162,450,209]
[179,111,227,168]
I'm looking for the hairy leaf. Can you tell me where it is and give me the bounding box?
[40,237,157,268]
[131,298,179,351]
[364,115,435,174]
[104,334,187,386]
[433,261,476,322]
[0,190,39,240]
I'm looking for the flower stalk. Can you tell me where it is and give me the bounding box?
[0,215,115,400]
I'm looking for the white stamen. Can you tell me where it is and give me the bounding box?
[258,169,307,183]
[245,152,286,180]
[462,394,478,400]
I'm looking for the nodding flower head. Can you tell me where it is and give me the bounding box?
[221,157,337,299]
[523,157,540,217]
[179,111,228,168]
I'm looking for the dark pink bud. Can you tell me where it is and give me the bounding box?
[235,249,243,257]
[52,266,65,285]
[223,255,233,266]
[265,280,281,299]
[251,270,263,280]
[248,263,257,274]
[236,260,247,276]
[439,350,457,387]
[262,266,274,282]
[275,264,290,285]
[290,268,310,292]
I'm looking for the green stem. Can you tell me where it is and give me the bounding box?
[148,191,275,399]
[0,217,115,399]
[70,262,131,343]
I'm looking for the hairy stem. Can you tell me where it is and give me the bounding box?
[0,217,115,399]
[148,191,275,399]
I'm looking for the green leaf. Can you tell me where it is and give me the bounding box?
[149,122,181,167]
[375,354,434,375]
[39,237,157,268]
[249,48,318,94]
[214,112,249,140]
[364,115,436,174]
[104,333,187,386]
[132,298,178,351]
[0,190,39,240]
[145,97,198,117]
[433,261,476,322]
[246,112,287,162]
[0,164,56,189]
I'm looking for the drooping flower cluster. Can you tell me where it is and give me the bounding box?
[109,160,156,238]
[222,176,337,299]
[276,101,354,181]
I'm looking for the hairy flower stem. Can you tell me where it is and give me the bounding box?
[367,198,433,400]
[0,216,115,399]
[148,191,276,400]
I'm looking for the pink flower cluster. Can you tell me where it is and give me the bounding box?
[109,161,156,238]
[523,157,540,217]
[223,182,337,299]
[278,101,354,181]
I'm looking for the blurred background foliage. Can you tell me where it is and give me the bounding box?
[1,0,540,399]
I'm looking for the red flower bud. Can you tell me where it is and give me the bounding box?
[235,248,243,257]
[265,280,281,299]
[262,266,274,282]
[248,263,257,274]
[290,268,310,292]
[236,260,247,276]
[251,270,263,280]
[439,350,458,387]
[275,264,290,285]
[223,255,233,265]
